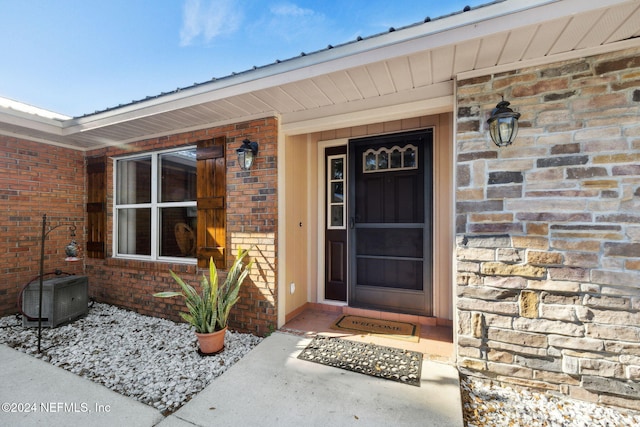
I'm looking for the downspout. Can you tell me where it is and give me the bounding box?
[452,76,460,365]
[276,116,287,328]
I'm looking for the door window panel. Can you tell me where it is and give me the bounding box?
[327,155,346,229]
[362,144,418,173]
[356,228,423,258]
[356,258,423,290]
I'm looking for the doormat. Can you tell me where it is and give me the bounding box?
[330,314,421,342]
[297,335,423,386]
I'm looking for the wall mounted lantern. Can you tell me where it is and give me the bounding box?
[236,139,259,170]
[487,100,521,147]
[65,227,80,262]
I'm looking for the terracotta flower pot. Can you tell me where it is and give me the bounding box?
[195,327,227,354]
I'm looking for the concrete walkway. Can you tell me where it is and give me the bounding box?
[0,344,163,426]
[0,332,463,426]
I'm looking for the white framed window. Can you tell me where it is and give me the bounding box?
[327,154,346,230]
[114,147,197,262]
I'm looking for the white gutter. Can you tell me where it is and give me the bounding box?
[0,97,70,121]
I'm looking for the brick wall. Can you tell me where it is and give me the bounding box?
[85,117,278,336]
[456,47,640,410]
[0,137,85,316]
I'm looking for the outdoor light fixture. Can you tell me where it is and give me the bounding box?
[236,138,259,170]
[487,100,521,147]
[65,227,80,262]
[36,214,81,352]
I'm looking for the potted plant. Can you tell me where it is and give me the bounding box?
[154,248,252,354]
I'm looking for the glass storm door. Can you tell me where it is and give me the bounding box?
[348,130,433,315]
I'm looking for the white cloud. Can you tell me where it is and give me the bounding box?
[180,0,243,46]
[265,2,326,44]
[270,3,314,17]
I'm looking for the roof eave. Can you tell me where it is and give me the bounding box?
[0,106,65,135]
[63,0,561,131]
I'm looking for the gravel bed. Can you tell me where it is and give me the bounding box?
[461,375,640,427]
[0,303,262,415]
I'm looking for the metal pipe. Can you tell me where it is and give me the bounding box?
[38,214,46,353]
[35,214,80,353]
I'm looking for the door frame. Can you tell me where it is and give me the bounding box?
[315,116,454,321]
[316,129,437,314]
[316,138,349,305]
[316,129,435,314]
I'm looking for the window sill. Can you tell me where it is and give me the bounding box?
[105,257,198,274]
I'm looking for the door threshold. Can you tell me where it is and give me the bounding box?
[316,302,451,327]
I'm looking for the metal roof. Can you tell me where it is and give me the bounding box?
[1,0,639,150]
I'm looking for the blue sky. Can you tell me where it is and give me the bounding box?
[0,0,488,117]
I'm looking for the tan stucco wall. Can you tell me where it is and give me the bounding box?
[283,134,311,316]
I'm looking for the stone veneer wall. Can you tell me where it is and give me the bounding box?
[456,47,640,410]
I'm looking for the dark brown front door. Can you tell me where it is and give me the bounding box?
[349,130,433,315]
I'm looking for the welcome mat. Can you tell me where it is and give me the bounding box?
[297,336,423,386]
[330,315,421,342]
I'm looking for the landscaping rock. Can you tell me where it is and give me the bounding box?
[0,303,262,415]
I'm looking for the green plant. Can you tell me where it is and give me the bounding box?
[266,323,276,337]
[154,248,252,333]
